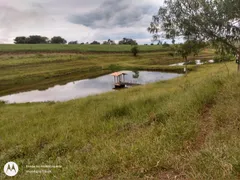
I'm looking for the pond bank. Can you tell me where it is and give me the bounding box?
[0,71,182,103]
[0,64,187,97]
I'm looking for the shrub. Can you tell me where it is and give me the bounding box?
[108,64,122,71]
[0,100,6,105]
[131,46,139,56]
[162,42,170,47]
[213,54,235,62]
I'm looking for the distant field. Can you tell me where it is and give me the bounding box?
[0,49,215,96]
[0,44,172,53]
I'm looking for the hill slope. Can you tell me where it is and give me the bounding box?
[0,44,171,53]
[0,62,239,179]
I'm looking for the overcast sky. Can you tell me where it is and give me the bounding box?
[0,0,163,44]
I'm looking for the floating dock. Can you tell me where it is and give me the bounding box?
[111,72,141,88]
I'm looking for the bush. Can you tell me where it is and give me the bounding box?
[162,42,170,47]
[108,64,122,71]
[213,54,235,62]
[0,100,6,105]
[131,46,139,57]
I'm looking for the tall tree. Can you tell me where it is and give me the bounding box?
[27,35,49,44]
[131,46,139,57]
[90,41,100,45]
[51,36,67,44]
[68,41,78,44]
[14,36,28,44]
[119,38,138,45]
[103,39,116,45]
[171,40,206,74]
[148,0,240,71]
[14,36,49,44]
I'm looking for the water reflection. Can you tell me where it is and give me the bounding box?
[132,70,140,79]
[0,71,182,103]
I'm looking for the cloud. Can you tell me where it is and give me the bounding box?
[0,2,53,43]
[92,26,150,42]
[68,0,155,28]
[0,0,163,44]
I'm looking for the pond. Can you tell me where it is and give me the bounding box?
[0,71,182,104]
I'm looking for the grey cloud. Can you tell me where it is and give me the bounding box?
[97,31,150,41]
[68,0,154,28]
[0,3,53,43]
[0,0,161,43]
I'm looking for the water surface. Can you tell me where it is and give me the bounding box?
[0,71,182,104]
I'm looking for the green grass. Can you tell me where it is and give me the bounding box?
[0,46,238,179]
[0,61,239,179]
[0,49,214,96]
[0,44,172,53]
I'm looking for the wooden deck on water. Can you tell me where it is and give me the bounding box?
[114,81,141,88]
[111,72,141,88]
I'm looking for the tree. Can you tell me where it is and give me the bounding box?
[131,46,139,57]
[14,36,28,44]
[27,35,49,44]
[90,41,100,45]
[68,41,78,44]
[157,40,162,45]
[103,39,116,45]
[148,0,240,71]
[170,40,206,74]
[102,41,108,45]
[51,36,67,44]
[14,36,49,44]
[119,38,138,45]
[162,42,170,48]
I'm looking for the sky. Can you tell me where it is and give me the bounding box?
[0,0,164,44]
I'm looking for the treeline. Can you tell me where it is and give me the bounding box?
[81,38,138,45]
[14,36,67,44]
[14,36,138,45]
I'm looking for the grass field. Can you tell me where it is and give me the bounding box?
[0,44,173,53]
[0,45,239,179]
[0,62,239,179]
[0,48,214,96]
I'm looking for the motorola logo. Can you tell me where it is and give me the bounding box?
[4,162,19,177]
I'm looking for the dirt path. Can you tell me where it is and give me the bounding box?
[193,103,215,150]
[154,102,216,180]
